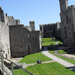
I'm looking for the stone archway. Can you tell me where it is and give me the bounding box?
[27,45,31,55]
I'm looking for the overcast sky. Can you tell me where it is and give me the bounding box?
[0,0,75,30]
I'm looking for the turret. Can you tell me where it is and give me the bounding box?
[59,0,68,12]
[29,21,35,31]
[0,6,5,22]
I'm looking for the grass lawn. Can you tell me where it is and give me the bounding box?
[42,38,56,46]
[57,41,63,44]
[14,69,29,75]
[18,52,52,64]
[42,41,56,46]
[49,51,75,64]
[14,62,75,75]
[58,50,66,54]
[42,38,52,42]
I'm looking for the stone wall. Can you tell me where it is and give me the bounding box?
[39,22,61,38]
[0,7,41,58]
[29,21,35,31]
[59,0,75,48]
[4,15,20,26]
[0,22,10,59]
[0,7,5,22]
[30,31,41,53]
[9,25,41,57]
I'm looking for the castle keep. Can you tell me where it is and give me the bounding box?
[59,0,75,47]
[0,7,42,58]
[40,0,75,48]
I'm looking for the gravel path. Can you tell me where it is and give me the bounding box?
[42,51,75,71]
[27,60,55,66]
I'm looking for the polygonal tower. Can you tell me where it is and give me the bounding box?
[59,0,68,12]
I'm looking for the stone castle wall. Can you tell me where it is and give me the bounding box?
[59,0,75,47]
[0,22,10,59]
[4,15,20,26]
[0,7,41,58]
[9,25,41,57]
[39,22,61,38]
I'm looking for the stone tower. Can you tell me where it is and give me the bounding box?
[59,0,68,12]
[29,21,35,31]
[0,7,5,22]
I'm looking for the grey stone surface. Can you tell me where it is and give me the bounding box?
[17,63,27,68]
[59,0,75,48]
[39,22,61,38]
[0,7,42,58]
[9,25,41,57]
[0,22,11,59]
[0,62,12,75]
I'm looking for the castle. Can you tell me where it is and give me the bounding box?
[40,0,75,48]
[0,7,42,59]
[39,22,61,39]
[59,0,75,48]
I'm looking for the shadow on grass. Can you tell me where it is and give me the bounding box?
[66,66,75,72]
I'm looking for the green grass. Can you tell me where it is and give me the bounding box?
[14,62,75,75]
[42,41,56,46]
[19,52,52,64]
[49,51,54,54]
[42,38,56,46]
[42,38,52,42]
[49,51,75,64]
[57,41,63,44]
[14,69,29,75]
[58,50,66,54]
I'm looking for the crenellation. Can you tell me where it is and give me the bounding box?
[59,0,75,47]
[39,22,61,38]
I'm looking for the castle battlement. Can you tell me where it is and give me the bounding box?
[67,5,75,10]
[40,23,58,26]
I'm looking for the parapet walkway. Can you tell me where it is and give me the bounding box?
[42,51,75,71]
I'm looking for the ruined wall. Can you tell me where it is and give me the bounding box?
[0,22,10,59]
[4,15,20,26]
[30,31,41,53]
[60,5,75,47]
[29,21,35,31]
[39,23,61,38]
[9,25,41,57]
[0,7,5,22]
[9,25,27,57]
[25,26,31,31]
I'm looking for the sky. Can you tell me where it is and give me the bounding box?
[0,0,75,30]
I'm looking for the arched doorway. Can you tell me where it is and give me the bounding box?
[27,45,31,55]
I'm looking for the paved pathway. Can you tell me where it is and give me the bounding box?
[27,60,54,66]
[55,41,59,45]
[42,51,75,71]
